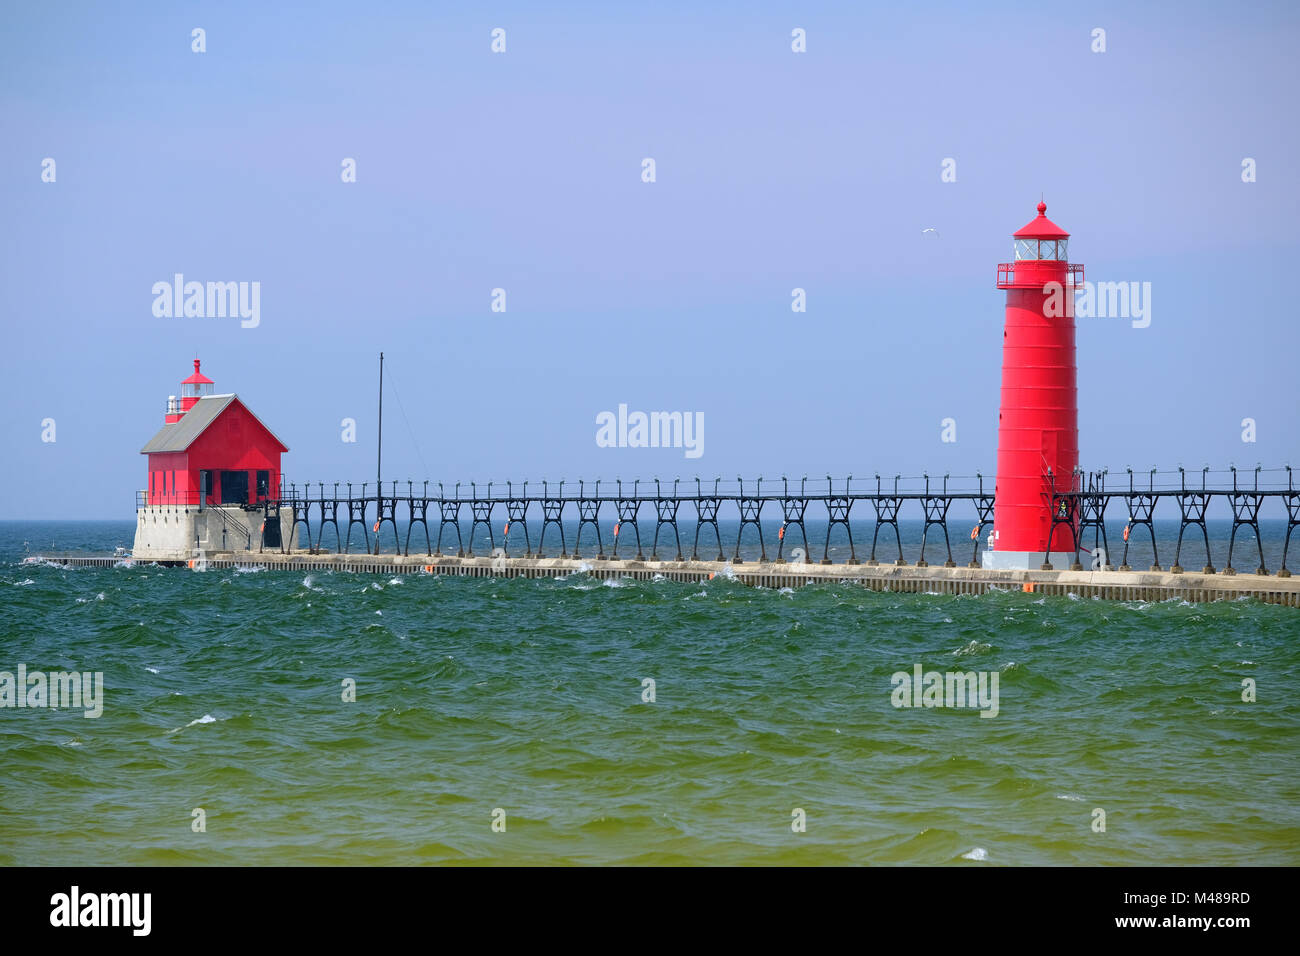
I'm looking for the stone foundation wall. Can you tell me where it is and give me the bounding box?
[132,506,296,561]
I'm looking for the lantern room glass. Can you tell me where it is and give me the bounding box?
[1013,238,1068,261]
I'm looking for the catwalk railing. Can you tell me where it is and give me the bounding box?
[224,466,1300,577]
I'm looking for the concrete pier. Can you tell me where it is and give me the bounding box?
[26,551,1300,606]
[132,504,298,561]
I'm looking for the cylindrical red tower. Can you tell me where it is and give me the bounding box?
[988,201,1084,568]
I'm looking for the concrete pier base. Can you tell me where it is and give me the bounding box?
[131,505,297,561]
[30,551,1300,606]
[981,550,1085,571]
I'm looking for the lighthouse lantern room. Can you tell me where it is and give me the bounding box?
[166,358,215,422]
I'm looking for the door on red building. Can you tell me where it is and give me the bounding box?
[256,470,270,501]
[220,470,249,505]
[199,470,213,505]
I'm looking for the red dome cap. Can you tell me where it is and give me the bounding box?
[181,358,214,385]
[1012,200,1070,239]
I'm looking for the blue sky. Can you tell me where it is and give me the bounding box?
[2,1,1297,517]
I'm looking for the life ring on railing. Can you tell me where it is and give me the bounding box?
[1123,525,1131,542]
[778,525,786,540]
[504,523,510,536]
[971,525,980,540]
[614,523,620,536]
[373,521,380,533]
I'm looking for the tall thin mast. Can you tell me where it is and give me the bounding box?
[375,352,384,555]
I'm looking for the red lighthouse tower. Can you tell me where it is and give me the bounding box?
[986,201,1085,569]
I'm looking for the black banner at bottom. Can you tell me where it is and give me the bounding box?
[0,865,1280,942]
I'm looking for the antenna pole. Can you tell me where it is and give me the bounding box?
[375,352,384,555]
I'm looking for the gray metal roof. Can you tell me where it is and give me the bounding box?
[140,394,289,455]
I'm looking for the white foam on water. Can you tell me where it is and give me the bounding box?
[234,565,263,574]
[13,578,35,586]
[961,847,988,861]
[1056,793,1084,802]
[952,640,991,657]
[375,610,382,615]
[169,713,223,734]
[76,592,106,604]
[388,577,403,586]
[145,666,160,674]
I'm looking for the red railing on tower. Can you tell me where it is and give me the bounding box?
[996,262,1084,290]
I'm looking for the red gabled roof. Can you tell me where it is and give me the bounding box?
[140,394,289,455]
[1012,201,1070,240]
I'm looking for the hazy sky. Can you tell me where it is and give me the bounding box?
[2,1,1296,518]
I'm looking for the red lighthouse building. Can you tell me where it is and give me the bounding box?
[986,202,1084,569]
[140,360,288,507]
